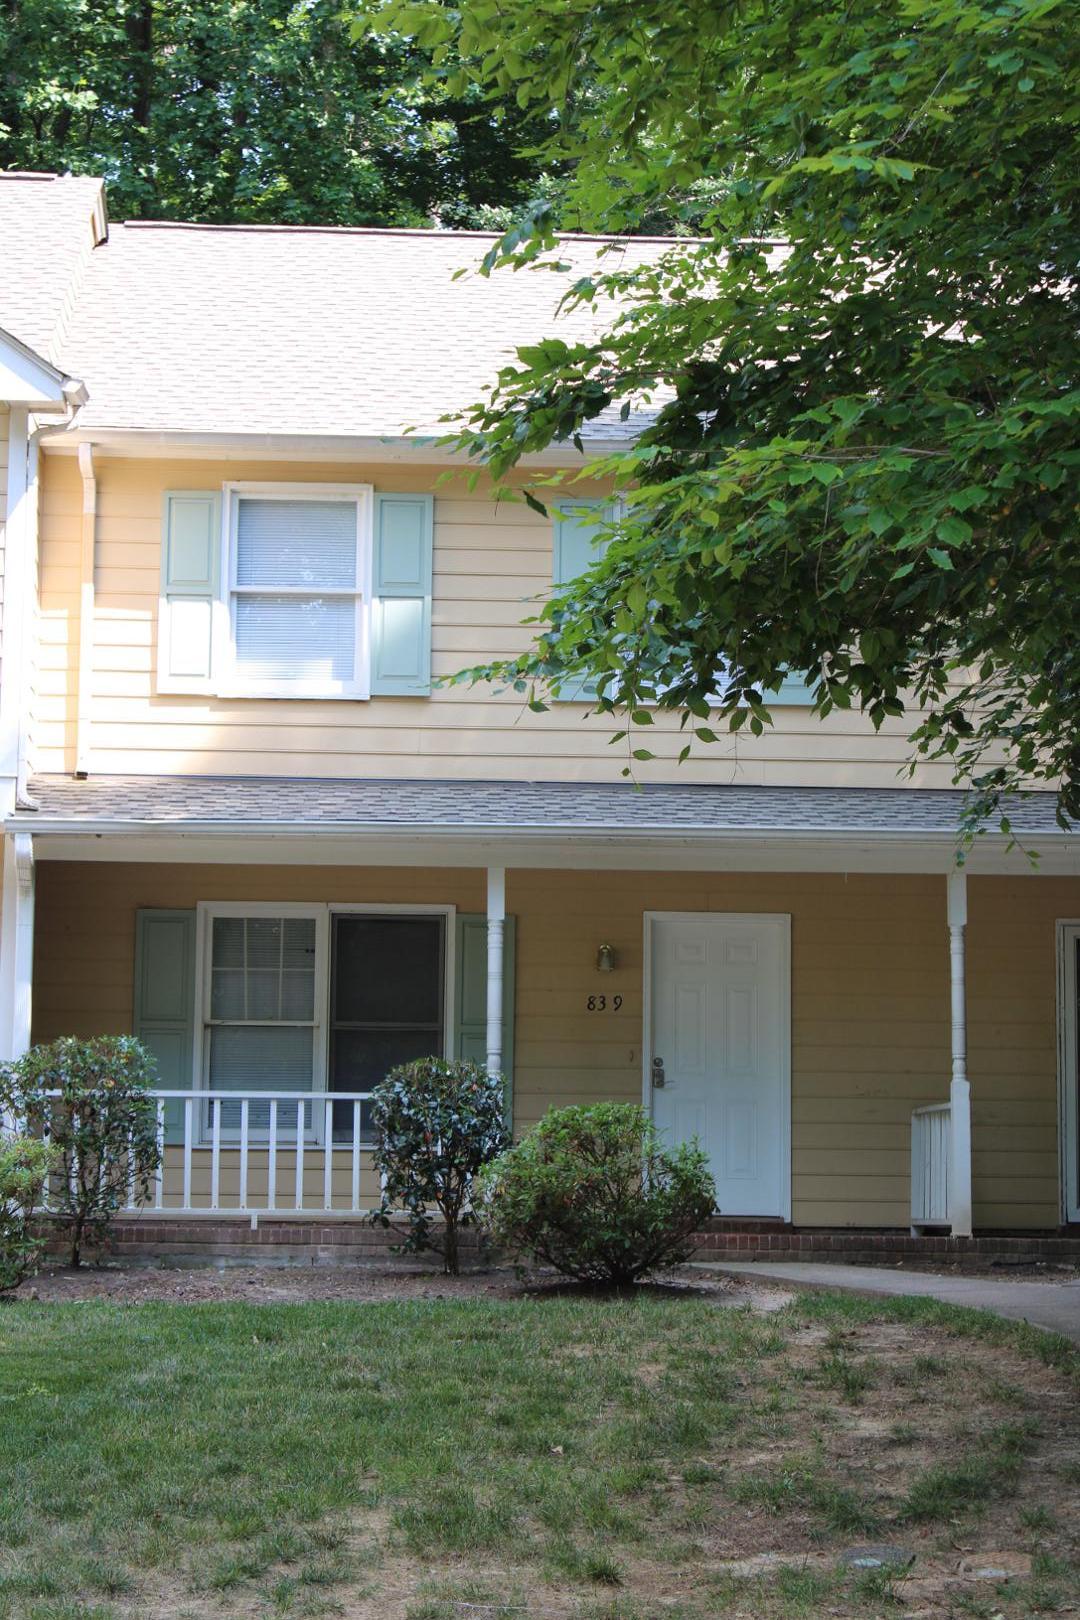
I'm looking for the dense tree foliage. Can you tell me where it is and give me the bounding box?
[0,0,549,225]
[367,0,1080,839]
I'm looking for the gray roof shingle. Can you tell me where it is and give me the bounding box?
[47,219,667,439]
[13,773,1068,836]
[0,172,105,362]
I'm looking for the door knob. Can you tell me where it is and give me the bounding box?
[651,1056,667,1089]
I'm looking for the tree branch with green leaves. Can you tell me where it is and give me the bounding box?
[360,0,1080,845]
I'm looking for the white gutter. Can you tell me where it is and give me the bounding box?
[35,426,632,468]
[5,814,1072,845]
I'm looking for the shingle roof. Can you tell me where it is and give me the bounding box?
[14,774,1067,837]
[46,218,667,439]
[0,172,105,361]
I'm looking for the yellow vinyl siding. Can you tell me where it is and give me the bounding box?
[31,861,1078,1230]
[36,450,976,784]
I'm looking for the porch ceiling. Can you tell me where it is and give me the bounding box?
[8,773,1078,875]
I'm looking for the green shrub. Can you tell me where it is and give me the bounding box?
[0,1036,161,1266]
[0,1136,59,1292]
[368,1057,511,1275]
[475,1102,716,1285]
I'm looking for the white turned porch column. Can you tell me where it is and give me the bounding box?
[485,866,506,1078]
[0,834,35,1120]
[947,871,973,1237]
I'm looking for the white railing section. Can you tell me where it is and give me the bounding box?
[911,1102,952,1231]
[27,1090,380,1219]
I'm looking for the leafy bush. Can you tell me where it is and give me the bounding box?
[475,1103,716,1285]
[369,1057,511,1275]
[0,1036,161,1266]
[0,1137,59,1292]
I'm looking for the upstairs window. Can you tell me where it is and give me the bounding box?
[225,486,371,699]
[157,484,434,700]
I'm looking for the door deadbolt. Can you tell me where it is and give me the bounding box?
[651,1055,667,1088]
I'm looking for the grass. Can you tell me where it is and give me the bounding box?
[0,1288,1076,1619]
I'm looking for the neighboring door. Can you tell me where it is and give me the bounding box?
[647,913,790,1218]
[1060,922,1080,1225]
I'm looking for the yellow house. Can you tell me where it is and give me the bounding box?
[1,171,1078,1261]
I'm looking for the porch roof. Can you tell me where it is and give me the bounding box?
[11,772,1067,837]
[9,773,1077,874]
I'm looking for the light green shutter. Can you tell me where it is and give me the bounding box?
[134,908,196,1146]
[769,671,815,705]
[157,491,220,693]
[453,913,516,1128]
[552,498,613,701]
[372,493,433,695]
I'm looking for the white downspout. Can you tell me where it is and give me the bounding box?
[486,866,506,1078]
[75,443,96,777]
[947,871,973,1237]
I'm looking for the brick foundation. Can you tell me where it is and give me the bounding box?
[40,1216,1080,1269]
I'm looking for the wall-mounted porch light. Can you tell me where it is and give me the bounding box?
[596,943,618,974]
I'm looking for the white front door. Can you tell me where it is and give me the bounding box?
[647,912,790,1218]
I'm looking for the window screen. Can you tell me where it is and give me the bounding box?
[329,914,445,1139]
[231,497,360,689]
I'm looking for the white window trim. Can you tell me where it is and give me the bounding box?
[216,482,374,701]
[193,901,456,1142]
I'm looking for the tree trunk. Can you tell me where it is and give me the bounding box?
[443,1216,459,1276]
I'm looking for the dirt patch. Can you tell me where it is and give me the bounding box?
[16,1258,749,1305]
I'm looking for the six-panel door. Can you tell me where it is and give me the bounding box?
[648,913,789,1217]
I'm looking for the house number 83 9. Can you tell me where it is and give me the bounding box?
[587,994,623,1011]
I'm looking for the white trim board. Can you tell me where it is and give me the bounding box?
[642,910,792,1221]
[1058,920,1080,1224]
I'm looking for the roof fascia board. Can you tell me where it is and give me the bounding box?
[36,427,626,466]
[10,821,1075,875]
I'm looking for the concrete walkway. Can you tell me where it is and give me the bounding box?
[703,1261,1080,1343]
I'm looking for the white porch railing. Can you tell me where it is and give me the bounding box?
[29,1090,381,1219]
[911,1102,952,1232]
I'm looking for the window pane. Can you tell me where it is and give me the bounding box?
[208,915,315,1022]
[330,1028,442,1091]
[246,917,282,970]
[236,498,357,588]
[212,916,244,969]
[209,1025,314,1090]
[234,595,355,684]
[210,969,245,1021]
[208,1026,313,1135]
[332,917,443,1025]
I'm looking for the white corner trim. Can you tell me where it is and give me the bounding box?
[0,410,30,813]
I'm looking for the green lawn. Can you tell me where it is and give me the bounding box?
[0,1288,1077,1620]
